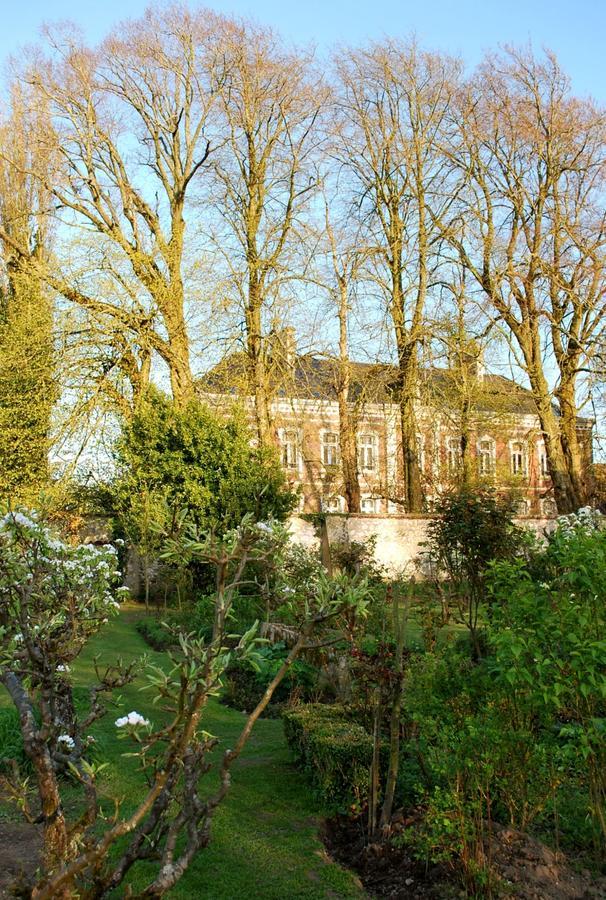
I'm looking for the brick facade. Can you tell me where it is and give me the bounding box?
[202,349,592,518]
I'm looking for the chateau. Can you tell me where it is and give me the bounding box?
[202,333,593,518]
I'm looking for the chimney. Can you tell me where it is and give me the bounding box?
[269,326,297,376]
[449,340,485,382]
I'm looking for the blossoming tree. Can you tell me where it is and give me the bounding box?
[0,510,370,897]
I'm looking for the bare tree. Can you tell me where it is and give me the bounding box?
[334,39,462,511]
[318,183,364,511]
[210,20,324,443]
[1,6,227,405]
[442,47,606,511]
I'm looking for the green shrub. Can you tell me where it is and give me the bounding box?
[0,706,29,773]
[224,642,319,715]
[136,617,177,651]
[283,704,374,810]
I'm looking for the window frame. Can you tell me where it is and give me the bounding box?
[322,495,344,513]
[477,436,496,476]
[537,442,549,478]
[416,433,426,474]
[360,495,379,514]
[510,440,528,477]
[357,431,378,473]
[279,427,300,472]
[321,430,340,468]
[446,436,461,474]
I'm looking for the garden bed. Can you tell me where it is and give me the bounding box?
[322,813,606,899]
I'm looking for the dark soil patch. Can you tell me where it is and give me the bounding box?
[0,822,42,898]
[322,814,606,899]
[321,813,461,898]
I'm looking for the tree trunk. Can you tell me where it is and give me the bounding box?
[526,364,581,513]
[556,380,588,507]
[336,277,361,512]
[2,674,70,876]
[398,350,423,512]
[246,284,273,445]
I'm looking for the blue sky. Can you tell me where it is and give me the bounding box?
[2,0,605,101]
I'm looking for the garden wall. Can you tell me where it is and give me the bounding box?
[288,514,554,574]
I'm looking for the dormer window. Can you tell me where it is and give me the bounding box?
[358,433,377,472]
[322,432,340,467]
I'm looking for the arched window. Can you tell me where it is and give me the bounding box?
[322,495,344,513]
[360,496,379,514]
[357,433,378,472]
[477,437,496,475]
[321,432,340,467]
[510,441,528,476]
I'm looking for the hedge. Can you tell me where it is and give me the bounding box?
[282,704,374,809]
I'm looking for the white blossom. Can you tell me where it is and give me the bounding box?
[115,711,150,728]
[57,734,75,750]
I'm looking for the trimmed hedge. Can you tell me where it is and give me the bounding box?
[283,704,374,809]
[136,617,178,651]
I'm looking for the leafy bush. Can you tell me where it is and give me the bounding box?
[398,510,606,878]
[224,642,319,715]
[136,617,177,651]
[422,486,523,658]
[488,513,606,856]
[112,388,296,538]
[283,704,374,810]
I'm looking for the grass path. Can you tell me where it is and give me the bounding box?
[1,611,365,899]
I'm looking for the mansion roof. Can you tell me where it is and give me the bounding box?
[200,352,543,417]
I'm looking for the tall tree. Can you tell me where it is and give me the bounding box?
[211,20,323,443]
[442,48,606,511]
[322,189,363,512]
[0,90,55,501]
[2,5,227,405]
[334,40,462,510]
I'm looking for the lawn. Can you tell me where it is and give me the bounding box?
[0,610,365,899]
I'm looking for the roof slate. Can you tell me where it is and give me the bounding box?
[199,352,542,415]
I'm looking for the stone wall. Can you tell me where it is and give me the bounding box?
[288,514,554,574]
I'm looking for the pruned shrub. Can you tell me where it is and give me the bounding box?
[283,704,374,809]
[135,617,177,651]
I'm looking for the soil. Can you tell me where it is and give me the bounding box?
[486,823,606,900]
[0,822,42,898]
[322,813,463,898]
[322,814,606,899]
